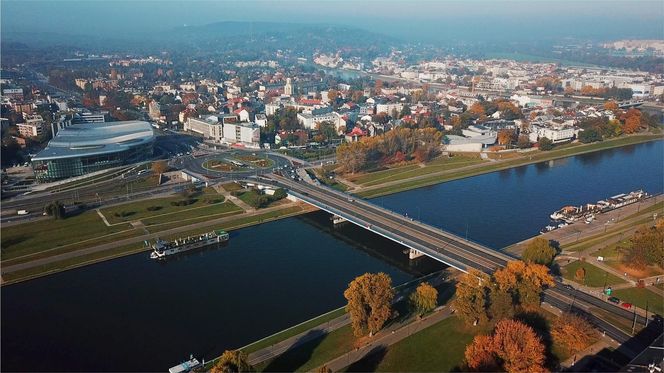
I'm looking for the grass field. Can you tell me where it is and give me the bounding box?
[140,202,242,226]
[1,212,133,261]
[344,316,473,372]
[255,324,356,372]
[348,155,483,186]
[562,260,627,287]
[611,288,664,316]
[242,308,346,355]
[100,191,226,225]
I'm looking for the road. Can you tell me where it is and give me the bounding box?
[260,173,653,330]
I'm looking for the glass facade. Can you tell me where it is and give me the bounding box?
[32,141,153,182]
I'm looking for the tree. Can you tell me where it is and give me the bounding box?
[578,128,602,143]
[272,188,287,200]
[336,141,368,174]
[517,135,531,149]
[465,335,499,372]
[603,101,618,112]
[44,200,66,220]
[151,160,168,175]
[497,129,514,146]
[409,282,438,317]
[538,137,553,151]
[523,237,556,266]
[468,102,486,117]
[491,319,547,373]
[400,105,412,117]
[327,89,339,102]
[551,313,597,354]
[622,224,664,269]
[493,261,554,307]
[488,285,515,322]
[344,272,394,337]
[453,269,490,326]
[210,350,252,373]
[465,319,547,373]
[575,267,586,281]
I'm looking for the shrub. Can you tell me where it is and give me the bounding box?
[146,206,162,211]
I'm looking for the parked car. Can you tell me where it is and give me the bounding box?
[608,296,620,304]
[621,302,632,309]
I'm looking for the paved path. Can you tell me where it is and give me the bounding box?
[1,202,312,277]
[560,338,620,371]
[319,307,453,372]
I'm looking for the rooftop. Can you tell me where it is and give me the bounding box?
[32,121,154,161]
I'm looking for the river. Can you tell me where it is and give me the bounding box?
[2,140,663,371]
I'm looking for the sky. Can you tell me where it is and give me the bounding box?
[2,1,663,43]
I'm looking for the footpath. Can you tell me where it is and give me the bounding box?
[318,307,453,372]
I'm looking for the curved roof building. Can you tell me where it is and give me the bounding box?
[32,121,154,182]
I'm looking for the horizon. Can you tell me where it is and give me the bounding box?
[2,0,663,46]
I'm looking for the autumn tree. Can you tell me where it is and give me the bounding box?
[151,160,168,175]
[575,266,586,281]
[336,141,368,174]
[603,101,618,112]
[465,319,547,373]
[493,261,554,307]
[327,89,339,102]
[497,129,515,146]
[468,102,486,117]
[409,282,438,317]
[517,135,531,149]
[492,319,547,373]
[464,335,499,372]
[523,237,556,266]
[621,223,664,269]
[344,272,394,337]
[551,313,597,355]
[211,350,252,373]
[453,269,490,326]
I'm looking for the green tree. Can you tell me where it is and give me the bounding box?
[522,237,556,266]
[210,350,252,373]
[488,285,514,322]
[44,200,66,220]
[409,282,438,317]
[538,137,554,151]
[272,188,287,200]
[578,128,602,143]
[344,272,394,337]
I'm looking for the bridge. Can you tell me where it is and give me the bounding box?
[257,173,657,343]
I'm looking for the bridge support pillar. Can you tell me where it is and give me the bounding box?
[331,215,347,225]
[408,248,424,260]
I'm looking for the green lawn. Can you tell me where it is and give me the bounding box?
[611,288,664,316]
[100,192,225,225]
[141,202,242,226]
[1,212,133,261]
[350,156,484,187]
[242,308,346,355]
[562,260,627,287]
[344,316,474,372]
[256,324,356,372]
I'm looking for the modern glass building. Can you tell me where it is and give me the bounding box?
[32,121,154,182]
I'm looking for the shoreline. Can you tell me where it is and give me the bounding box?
[2,134,662,285]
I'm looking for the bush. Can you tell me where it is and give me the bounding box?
[170,199,196,207]
[272,188,287,200]
[205,198,224,204]
[146,206,162,211]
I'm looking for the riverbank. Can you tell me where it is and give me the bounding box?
[0,201,316,285]
[2,134,661,285]
[350,134,663,198]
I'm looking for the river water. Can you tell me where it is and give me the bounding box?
[2,140,663,371]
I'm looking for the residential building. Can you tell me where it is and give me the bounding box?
[528,124,576,143]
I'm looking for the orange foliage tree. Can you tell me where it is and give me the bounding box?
[551,313,597,354]
[344,272,394,337]
[465,319,547,373]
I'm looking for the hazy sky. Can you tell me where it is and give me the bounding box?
[2,1,663,43]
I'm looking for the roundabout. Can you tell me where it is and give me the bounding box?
[179,150,292,180]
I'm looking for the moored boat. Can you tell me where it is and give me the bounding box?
[150,229,229,259]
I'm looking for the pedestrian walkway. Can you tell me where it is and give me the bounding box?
[561,338,619,371]
[318,307,453,372]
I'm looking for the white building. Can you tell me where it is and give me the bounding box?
[284,78,294,96]
[528,124,576,143]
[255,113,267,127]
[376,102,403,115]
[17,115,46,137]
[222,122,260,148]
[185,116,224,142]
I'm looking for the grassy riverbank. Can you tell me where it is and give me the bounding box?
[354,134,663,198]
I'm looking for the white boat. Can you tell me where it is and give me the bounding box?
[150,229,229,259]
[169,355,200,373]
